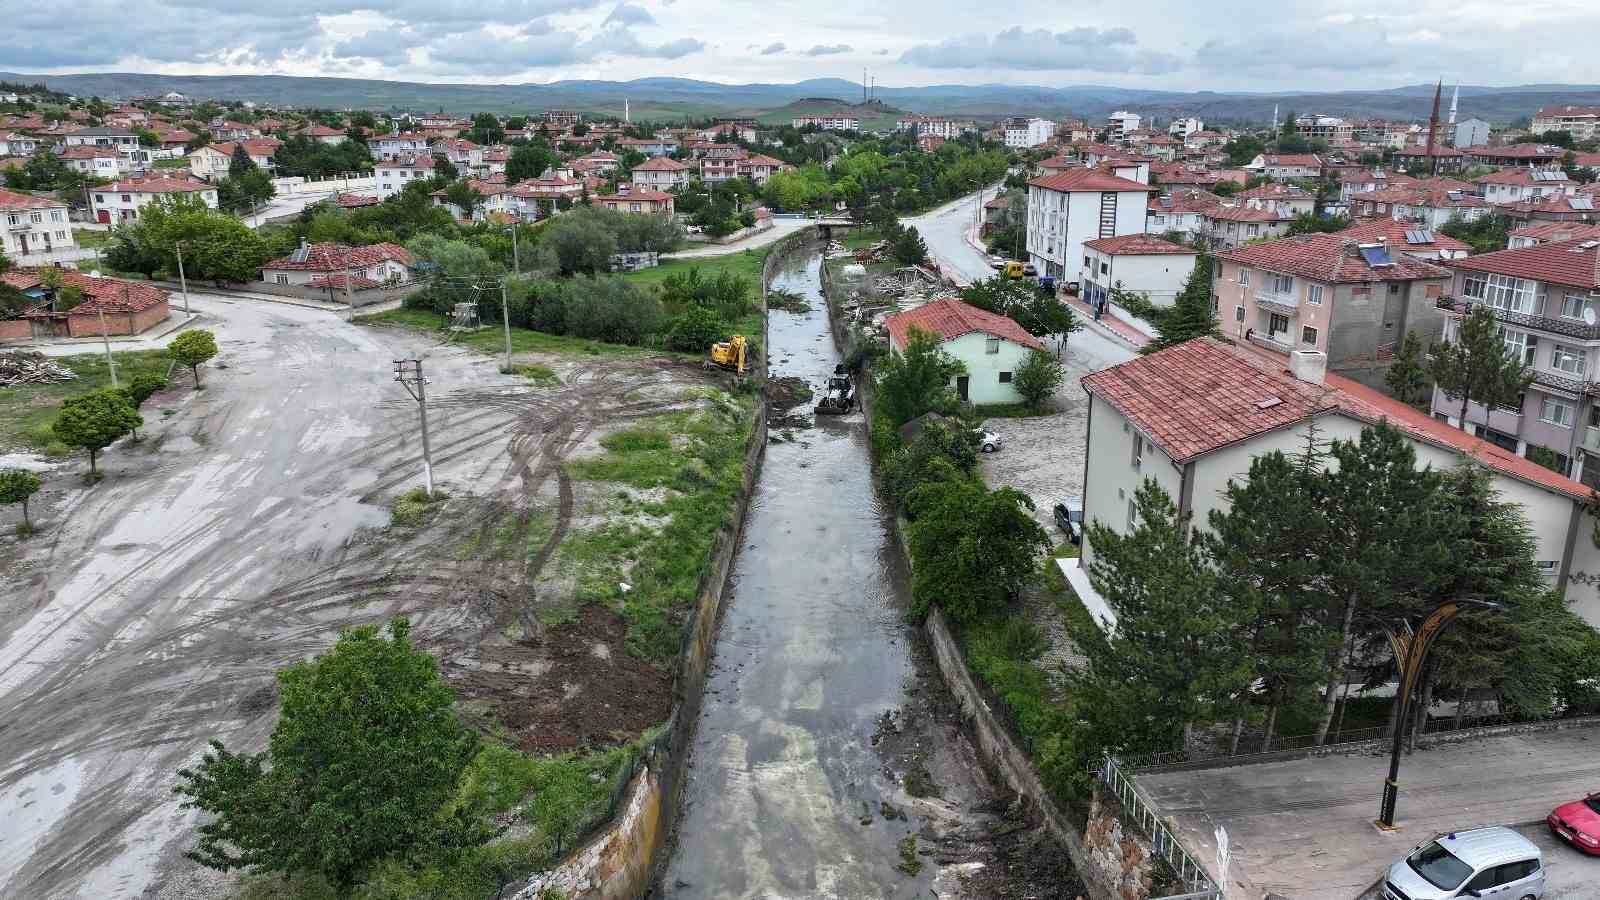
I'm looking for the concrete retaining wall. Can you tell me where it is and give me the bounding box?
[245,279,421,307]
[507,227,817,900]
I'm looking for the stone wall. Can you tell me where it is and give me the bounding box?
[0,318,34,343]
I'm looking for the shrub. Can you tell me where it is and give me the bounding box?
[665,306,729,352]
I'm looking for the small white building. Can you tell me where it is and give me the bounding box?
[882,297,1046,406]
[90,176,219,224]
[63,126,141,151]
[258,240,416,288]
[374,155,438,199]
[1080,234,1198,311]
[1003,117,1056,148]
[1167,117,1205,139]
[58,145,121,179]
[1077,337,1600,630]
[1025,167,1152,281]
[631,156,691,191]
[0,188,74,258]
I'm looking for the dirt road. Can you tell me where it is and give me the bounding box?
[0,293,715,899]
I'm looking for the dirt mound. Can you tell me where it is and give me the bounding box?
[768,375,814,412]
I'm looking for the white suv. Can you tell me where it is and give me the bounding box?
[1383,827,1544,900]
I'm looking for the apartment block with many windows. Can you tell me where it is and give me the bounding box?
[1432,238,1600,485]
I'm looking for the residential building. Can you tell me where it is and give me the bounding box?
[1076,337,1600,628]
[791,115,859,132]
[1351,186,1491,229]
[0,189,74,258]
[2,269,171,339]
[1167,117,1204,139]
[1024,168,1152,281]
[1292,114,1355,142]
[90,176,219,223]
[1475,167,1575,205]
[1214,232,1450,367]
[1461,143,1567,167]
[1433,238,1600,485]
[593,184,674,216]
[698,145,745,183]
[1392,145,1466,174]
[1508,222,1600,249]
[187,139,279,179]
[430,137,484,171]
[617,136,678,157]
[544,110,580,127]
[1494,193,1600,227]
[1003,117,1055,149]
[57,145,121,179]
[63,126,140,151]
[1334,218,1471,261]
[1201,204,1293,249]
[1106,111,1140,141]
[1236,182,1316,218]
[1145,189,1223,243]
[1080,234,1198,311]
[1339,169,1417,203]
[0,131,43,156]
[298,124,347,145]
[374,155,437,199]
[1531,106,1600,140]
[258,240,416,288]
[431,179,516,222]
[895,116,976,139]
[699,121,759,143]
[208,119,261,141]
[739,153,787,185]
[1244,153,1324,180]
[1453,117,1491,149]
[631,155,691,191]
[881,297,1046,405]
[572,150,621,174]
[368,132,432,161]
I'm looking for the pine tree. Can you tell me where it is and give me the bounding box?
[1142,254,1218,354]
[1428,305,1532,432]
[228,143,255,177]
[1384,331,1432,408]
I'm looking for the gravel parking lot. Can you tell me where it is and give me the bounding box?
[978,327,1136,534]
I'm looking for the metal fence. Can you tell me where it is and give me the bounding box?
[1101,755,1223,900]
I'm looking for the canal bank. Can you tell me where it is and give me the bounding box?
[657,246,1077,899]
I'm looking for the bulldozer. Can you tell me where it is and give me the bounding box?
[708,335,748,375]
[814,365,855,415]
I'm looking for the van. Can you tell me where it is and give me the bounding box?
[1383,827,1544,900]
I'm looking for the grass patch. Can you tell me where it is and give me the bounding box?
[0,350,175,452]
[72,228,113,249]
[153,158,191,169]
[617,248,766,289]
[561,394,753,658]
[895,835,923,876]
[391,487,447,527]
[961,613,1071,754]
[355,307,646,358]
[511,363,559,385]
[974,402,1052,419]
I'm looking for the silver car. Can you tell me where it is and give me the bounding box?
[1383,827,1544,900]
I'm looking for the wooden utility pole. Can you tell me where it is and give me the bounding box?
[99,295,119,389]
[393,359,434,497]
[174,241,192,316]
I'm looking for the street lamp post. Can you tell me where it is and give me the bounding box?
[1375,598,1501,830]
[174,241,192,316]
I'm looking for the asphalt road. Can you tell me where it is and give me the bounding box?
[904,185,1003,286]
[0,294,525,899]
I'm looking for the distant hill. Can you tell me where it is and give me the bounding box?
[755,98,906,130]
[5,71,1599,128]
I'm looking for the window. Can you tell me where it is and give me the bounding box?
[1464,272,1535,314]
[1247,224,1260,237]
[1100,261,1109,275]
[1561,293,1589,320]
[1499,326,1536,365]
[5,214,17,225]
[1552,344,1586,376]
[1541,397,1574,427]
[1307,284,1323,305]
[273,274,289,285]
[29,211,41,224]
[55,230,66,240]
[1131,435,1143,471]
[1269,312,1290,336]
[1238,268,1250,286]
[50,210,62,222]
[999,371,1013,383]
[985,337,1000,354]
[1234,305,1245,322]
[1271,273,1293,294]
[1301,325,1319,345]
[1388,282,1402,295]
[1127,499,1138,530]
[1084,255,1092,269]
[121,194,131,202]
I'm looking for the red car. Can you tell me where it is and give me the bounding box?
[1547,792,1600,855]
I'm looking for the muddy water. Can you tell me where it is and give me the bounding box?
[660,250,986,898]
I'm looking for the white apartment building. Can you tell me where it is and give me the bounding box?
[89,177,219,223]
[0,188,75,258]
[1167,117,1204,139]
[895,117,976,139]
[374,156,438,199]
[1025,167,1152,281]
[791,115,859,132]
[1532,106,1600,141]
[1106,111,1141,140]
[1003,117,1056,148]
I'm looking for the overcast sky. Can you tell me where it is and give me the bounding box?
[4,0,1598,91]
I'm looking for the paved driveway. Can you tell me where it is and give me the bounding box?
[1137,726,1600,899]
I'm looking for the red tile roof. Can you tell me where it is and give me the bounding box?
[331,192,380,208]
[1257,154,1323,167]
[59,145,117,159]
[1474,168,1572,187]
[1083,234,1198,256]
[633,156,688,171]
[5,269,169,315]
[261,242,414,273]
[1461,143,1567,160]
[0,187,66,209]
[1028,168,1151,193]
[1217,233,1451,283]
[596,188,674,203]
[1083,336,1594,500]
[1237,183,1313,201]
[298,124,344,137]
[1207,204,1291,223]
[1494,193,1599,217]
[883,297,1046,352]
[104,176,213,194]
[1535,105,1600,119]
[376,154,436,169]
[1509,221,1600,244]
[1334,218,1471,253]
[1447,238,1600,291]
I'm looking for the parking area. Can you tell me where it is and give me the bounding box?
[1137,725,1600,899]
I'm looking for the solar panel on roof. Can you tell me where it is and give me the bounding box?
[288,245,310,264]
[1570,197,1594,210]
[1359,245,1394,267]
[1404,229,1434,244]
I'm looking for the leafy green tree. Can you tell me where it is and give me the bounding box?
[906,476,1049,623]
[875,326,965,425]
[1385,331,1432,408]
[659,268,751,321]
[535,210,617,275]
[52,389,142,474]
[506,142,559,183]
[228,143,256,177]
[890,225,928,266]
[1286,212,1349,235]
[664,305,728,352]
[1011,349,1064,410]
[431,153,459,181]
[442,181,482,218]
[175,619,492,891]
[1440,214,1511,255]
[1142,255,1218,353]
[118,371,169,439]
[404,234,502,317]
[1222,134,1265,167]
[1428,305,1532,433]
[884,419,979,509]
[1079,480,1254,750]
[0,468,42,532]
[169,329,220,386]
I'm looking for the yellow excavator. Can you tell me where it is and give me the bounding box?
[708,335,748,375]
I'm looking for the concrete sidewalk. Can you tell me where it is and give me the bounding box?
[1138,724,1600,899]
[662,218,811,259]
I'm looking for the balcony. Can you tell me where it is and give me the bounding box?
[1247,331,1295,355]
[1254,290,1298,313]
[1583,426,1600,454]
[1438,295,1600,342]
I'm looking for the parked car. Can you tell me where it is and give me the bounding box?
[988,254,1006,269]
[1053,501,1083,544]
[1382,827,1544,900]
[1022,263,1038,276]
[1547,792,1600,856]
[975,429,1002,453]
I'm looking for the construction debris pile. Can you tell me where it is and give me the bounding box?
[0,351,78,386]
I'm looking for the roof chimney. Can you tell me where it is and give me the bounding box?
[1289,349,1327,385]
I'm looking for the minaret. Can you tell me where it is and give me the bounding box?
[624,97,630,124]
[1424,80,1442,177]
[1448,84,1459,127]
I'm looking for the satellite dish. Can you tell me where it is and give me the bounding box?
[1584,307,1596,327]
[88,269,102,278]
